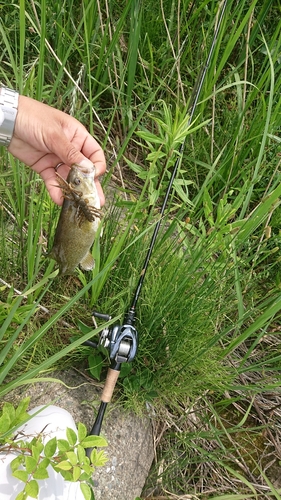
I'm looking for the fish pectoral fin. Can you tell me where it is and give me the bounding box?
[79,252,95,271]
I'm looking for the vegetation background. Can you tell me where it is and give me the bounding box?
[1,0,281,498]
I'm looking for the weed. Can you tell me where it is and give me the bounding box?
[1,0,281,497]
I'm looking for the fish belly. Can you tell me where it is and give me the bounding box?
[50,205,98,275]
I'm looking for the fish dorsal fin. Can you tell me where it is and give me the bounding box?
[80,252,95,271]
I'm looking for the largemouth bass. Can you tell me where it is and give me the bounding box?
[49,163,101,275]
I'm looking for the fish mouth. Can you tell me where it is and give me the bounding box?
[71,163,95,176]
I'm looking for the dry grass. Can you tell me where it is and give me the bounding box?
[142,333,281,498]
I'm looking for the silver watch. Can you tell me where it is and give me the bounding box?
[0,87,19,147]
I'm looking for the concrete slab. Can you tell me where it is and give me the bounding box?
[4,368,154,500]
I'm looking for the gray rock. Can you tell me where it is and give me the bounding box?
[5,369,154,500]
[93,406,154,500]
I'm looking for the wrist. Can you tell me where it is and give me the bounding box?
[0,86,19,147]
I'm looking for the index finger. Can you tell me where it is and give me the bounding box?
[80,134,107,178]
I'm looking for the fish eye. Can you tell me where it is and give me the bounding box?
[74,177,81,185]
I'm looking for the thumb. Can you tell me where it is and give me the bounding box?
[48,128,105,205]
[54,135,91,170]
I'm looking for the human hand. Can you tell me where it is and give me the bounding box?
[8,96,106,206]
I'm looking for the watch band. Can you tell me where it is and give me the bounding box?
[0,87,19,147]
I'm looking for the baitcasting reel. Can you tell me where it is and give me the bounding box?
[86,309,138,439]
[91,309,138,364]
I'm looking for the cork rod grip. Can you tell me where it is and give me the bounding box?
[101,368,120,403]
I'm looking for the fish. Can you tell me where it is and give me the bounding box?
[49,163,101,275]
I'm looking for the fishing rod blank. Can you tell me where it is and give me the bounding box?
[86,0,228,443]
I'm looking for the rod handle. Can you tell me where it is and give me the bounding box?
[101,368,120,403]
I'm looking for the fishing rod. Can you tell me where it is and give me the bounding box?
[85,0,228,444]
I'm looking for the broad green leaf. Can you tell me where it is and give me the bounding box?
[10,455,24,472]
[146,390,158,400]
[33,468,49,480]
[55,460,72,471]
[148,188,159,206]
[57,439,70,452]
[15,397,30,418]
[76,319,94,334]
[24,456,37,474]
[120,363,132,378]
[3,402,16,422]
[77,444,86,463]
[79,471,90,481]
[25,479,39,498]
[0,412,11,434]
[81,463,92,476]
[80,436,108,449]
[88,353,103,381]
[90,449,108,467]
[66,451,78,466]
[146,151,166,162]
[78,423,87,442]
[44,437,57,458]
[38,457,50,469]
[80,482,92,500]
[13,469,29,482]
[32,441,44,461]
[59,470,73,481]
[136,129,165,145]
[124,158,144,174]
[15,492,25,500]
[66,427,77,446]
[73,465,81,481]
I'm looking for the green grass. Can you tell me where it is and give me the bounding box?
[1,0,281,497]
